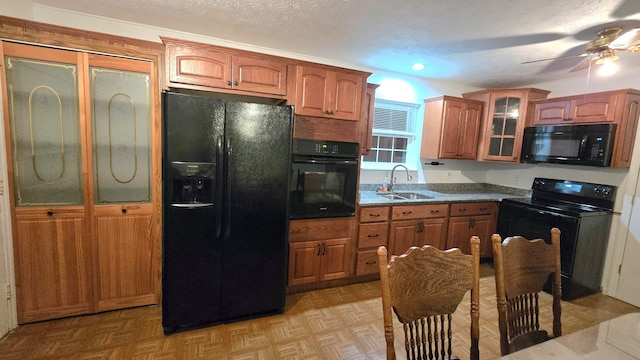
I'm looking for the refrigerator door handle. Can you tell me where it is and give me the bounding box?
[224,137,232,239]
[216,136,223,239]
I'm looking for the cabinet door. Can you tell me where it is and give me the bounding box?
[469,215,493,257]
[458,102,483,159]
[532,99,571,125]
[320,238,351,281]
[88,55,157,311]
[571,93,618,123]
[13,210,91,323]
[440,100,467,158]
[486,96,521,161]
[420,217,448,250]
[288,241,321,285]
[295,66,329,118]
[167,43,232,88]
[389,220,420,255]
[4,44,92,323]
[330,71,363,121]
[359,83,379,155]
[232,54,287,95]
[447,216,473,254]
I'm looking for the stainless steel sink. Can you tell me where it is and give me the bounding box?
[376,192,434,200]
[397,192,434,200]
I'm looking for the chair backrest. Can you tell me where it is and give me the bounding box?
[377,237,480,360]
[491,227,562,355]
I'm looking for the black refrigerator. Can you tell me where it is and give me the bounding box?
[161,90,293,334]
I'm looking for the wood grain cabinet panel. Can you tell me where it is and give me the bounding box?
[355,206,390,276]
[388,204,449,256]
[359,83,379,155]
[163,37,288,96]
[288,218,354,286]
[422,96,483,160]
[294,65,364,121]
[447,202,497,257]
[462,88,550,162]
[3,42,160,323]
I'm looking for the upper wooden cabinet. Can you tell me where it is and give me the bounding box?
[359,83,380,155]
[530,89,640,167]
[292,65,366,121]
[421,95,484,160]
[162,37,288,97]
[463,88,550,162]
[531,92,618,125]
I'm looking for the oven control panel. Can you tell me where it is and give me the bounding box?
[531,177,616,204]
[292,138,359,158]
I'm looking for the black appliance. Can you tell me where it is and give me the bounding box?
[521,123,616,167]
[161,90,293,334]
[497,177,615,300]
[289,139,359,219]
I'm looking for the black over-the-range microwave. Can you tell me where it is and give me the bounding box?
[521,123,616,167]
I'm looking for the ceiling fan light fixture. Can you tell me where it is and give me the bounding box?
[598,61,619,76]
[595,49,619,64]
[411,63,425,71]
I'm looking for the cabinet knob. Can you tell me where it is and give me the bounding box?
[402,211,413,215]
[430,210,440,214]
[365,260,377,265]
[233,81,238,86]
[367,234,379,238]
[369,213,380,217]
[121,208,127,214]
[226,81,232,86]
[458,208,467,213]
[47,211,53,217]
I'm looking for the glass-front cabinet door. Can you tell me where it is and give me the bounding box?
[4,43,92,323]
[88,54,156,312]
[488,96,520,158]
[2,42,159,324]
[463,88,551,163]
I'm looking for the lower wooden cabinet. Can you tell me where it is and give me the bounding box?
[288,217,354,286]
[446,202,498,257]
[355,206,389,276]
[388,204,449,256]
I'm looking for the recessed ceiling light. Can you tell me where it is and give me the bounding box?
[412,63,425,71]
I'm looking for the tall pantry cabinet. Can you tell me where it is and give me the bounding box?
[1,42,159,323]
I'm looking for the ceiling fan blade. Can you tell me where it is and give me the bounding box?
[569,55,596,72]
[521,53,588,64]
[609,28,640,49]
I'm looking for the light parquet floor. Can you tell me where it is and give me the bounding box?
[0,264,637,360]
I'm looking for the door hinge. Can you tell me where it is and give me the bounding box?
[619,264,623,274]
[5,284,10,300]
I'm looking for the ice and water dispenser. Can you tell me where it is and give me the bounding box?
[169,161,215,207]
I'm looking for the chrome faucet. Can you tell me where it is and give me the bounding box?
[388,165,412,192]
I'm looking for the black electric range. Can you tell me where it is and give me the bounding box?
[497,178,616,300]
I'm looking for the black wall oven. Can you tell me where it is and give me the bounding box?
[497,178,615,300]
[289,139,359,219]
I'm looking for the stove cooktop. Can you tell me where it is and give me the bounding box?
[502,197,612,217]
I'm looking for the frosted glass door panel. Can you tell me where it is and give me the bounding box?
[5,57,83,206]
[90,67,151,203]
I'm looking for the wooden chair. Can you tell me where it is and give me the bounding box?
[491,228,562,356]
[377,237,480,360]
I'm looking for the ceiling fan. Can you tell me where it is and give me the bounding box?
[522,26,640,73]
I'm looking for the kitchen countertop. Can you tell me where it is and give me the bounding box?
[358,183,530,206]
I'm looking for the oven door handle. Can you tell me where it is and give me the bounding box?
[293,159,358,165]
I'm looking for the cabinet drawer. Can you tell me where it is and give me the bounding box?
[358,223,389,248]
[449,202,497,217]
[356,250,381,276]
[391,204,448,220]
[359,206,390,222]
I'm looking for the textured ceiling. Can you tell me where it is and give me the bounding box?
[31,0,640,88]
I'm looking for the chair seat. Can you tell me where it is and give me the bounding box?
[509,330,551,353]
